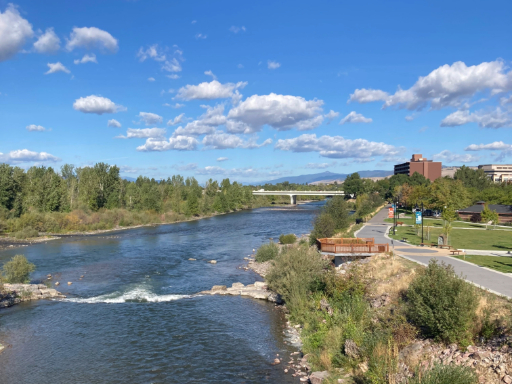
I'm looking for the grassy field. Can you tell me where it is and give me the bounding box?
[388,225,512,250]
[384,217,512,229]
[453,254,512,273]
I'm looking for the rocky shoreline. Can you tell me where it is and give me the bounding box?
[0,283,66,309]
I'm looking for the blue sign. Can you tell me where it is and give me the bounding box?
[415,211,422,224]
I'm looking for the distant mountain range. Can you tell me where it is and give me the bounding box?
[122,170,394,186]
[255,170,394,185]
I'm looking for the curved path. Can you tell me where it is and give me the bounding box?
[355,206,512,299]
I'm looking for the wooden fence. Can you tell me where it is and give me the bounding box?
[318,237,388,254]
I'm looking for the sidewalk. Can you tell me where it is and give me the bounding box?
[356,206,512,299]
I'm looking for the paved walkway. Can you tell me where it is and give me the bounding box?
[356,206,512,298]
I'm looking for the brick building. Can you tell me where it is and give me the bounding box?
[394,154,442,182]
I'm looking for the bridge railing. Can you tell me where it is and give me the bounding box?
[317,237,388,254]
[318,237,374,245]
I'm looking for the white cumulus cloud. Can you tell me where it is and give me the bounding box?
[0,149,60,164]
[137,44,166,62]
[440,108,512,128]
[465,141,512,151]
[107,119,121,128]
[229,26,246,33]
[73,95,125,115]
[33,28,60,54]
[217,157,228,162]
[176,80,247,100]
[0,4,33,62]
[268,60,281,70]
[138,112,163,125]
[204,70,217,80]
[348,89,390,104]
[324,110,339,124]
[148,77,155,82]
[304,162,336,169]
[275,134,402,159]
[45,62,70,74]
[136,136,198,151]
[26,124,46,132]
[74,53,97,64]
[339,111,372,125]
[227,93,324,132]
[117,128,166,139]
[349,60,512,110]
[167,113,185,126]
[202,132,272,150]
[66,26,118,52]
[432,150,480,163]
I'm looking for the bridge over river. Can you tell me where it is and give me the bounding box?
[252,190,344,205]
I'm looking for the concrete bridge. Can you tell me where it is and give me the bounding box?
[252,190,344,205]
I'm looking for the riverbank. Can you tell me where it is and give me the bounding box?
[0,202,301,251]
[246,236,512,383]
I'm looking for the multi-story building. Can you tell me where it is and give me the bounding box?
[478,164,512,182]
[394,154,442,182]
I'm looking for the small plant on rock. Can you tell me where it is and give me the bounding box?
[255,242,279,262]
[2,255,36,284]
[279,233,297,244]
[409,363,478,384]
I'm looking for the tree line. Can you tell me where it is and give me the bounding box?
[343,166,512,210]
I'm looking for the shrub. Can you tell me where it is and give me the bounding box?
[2,255,36,283]
[409,363,478,384]
[13,226,39,239]
[279,233,297,244]
[406,260,478,344]
[255,241,279,262]
[309,212,336,245]
[266,245,326,311]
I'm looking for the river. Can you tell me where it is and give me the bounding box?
[0,202,323,384]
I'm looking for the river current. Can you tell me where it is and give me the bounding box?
[0,202,323,384]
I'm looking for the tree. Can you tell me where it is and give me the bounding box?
[309,213,335,245]
[343,173,364,197]
[323,196,350,230]
[481,204,499,229]
[454,165,492,190]
[2,255,36,283]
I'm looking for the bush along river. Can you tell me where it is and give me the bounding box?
[0,202,324,384]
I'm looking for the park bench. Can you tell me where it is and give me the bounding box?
[450,249,463,255]
[438,244,452,249]
[396,221,404,226]
[430,243,438,247]
[420,243,429,247]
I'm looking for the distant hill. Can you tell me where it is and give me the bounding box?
[255,170,393,185]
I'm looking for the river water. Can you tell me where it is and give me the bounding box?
[0,202,323,384]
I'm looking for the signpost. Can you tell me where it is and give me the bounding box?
[388,207,394,218]
[415,211,422,224]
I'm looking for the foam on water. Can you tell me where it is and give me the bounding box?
[65,287,193,304]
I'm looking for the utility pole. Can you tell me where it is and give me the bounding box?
[421,201,424,244]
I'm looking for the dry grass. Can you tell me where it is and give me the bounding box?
[367,253,419,296]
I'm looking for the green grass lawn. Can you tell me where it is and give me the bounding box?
[383,217,511,229]
[453,254,512,273]
[388,225,512,251]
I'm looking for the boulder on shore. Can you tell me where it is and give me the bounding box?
[309,371,329,384]
[200,282,283,303]
[1,283,65,309]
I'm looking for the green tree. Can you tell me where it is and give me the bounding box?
[481,204,499,229]
[343,173,364,197]
[454,165,492,190]
[309,212,336,245]
[2,255,36,283]
[323,196,350,230]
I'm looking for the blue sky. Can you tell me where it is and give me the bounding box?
[1,0,512,183]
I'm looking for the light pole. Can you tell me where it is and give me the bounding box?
[421,201,424,244]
